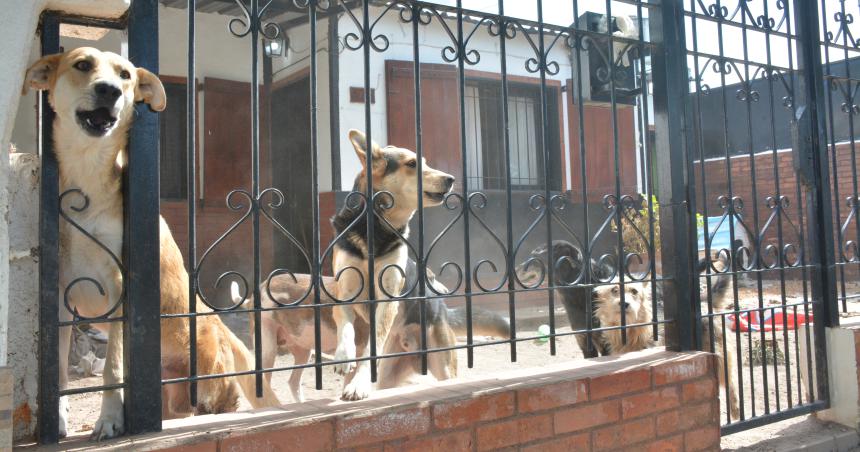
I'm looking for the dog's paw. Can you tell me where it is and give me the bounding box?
[91,393,124,440]
[58,396,70,438]
[341,378,371,401]
[333,342,356,375]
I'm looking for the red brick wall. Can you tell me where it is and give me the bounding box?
[695,143,859,274]
[138,350,720,452]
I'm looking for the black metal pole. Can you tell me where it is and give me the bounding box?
[649,0,696,351]
[794,0,838,405]
[37,13,61,445]
[186,0,198,409]
[328,3,341,191]
[125,0,163,434]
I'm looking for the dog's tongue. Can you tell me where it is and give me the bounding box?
[88,108,115,128]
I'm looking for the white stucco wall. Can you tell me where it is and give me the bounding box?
[8,154,40,441]
[2,1,129,443]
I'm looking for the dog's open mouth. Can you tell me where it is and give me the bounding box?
[423,191,446,203]
[76,108,117,136]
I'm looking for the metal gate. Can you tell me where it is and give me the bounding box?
[32,0,845,443]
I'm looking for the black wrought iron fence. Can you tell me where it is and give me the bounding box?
[33,0,841,444]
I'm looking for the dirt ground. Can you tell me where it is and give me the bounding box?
[63,277,860,450]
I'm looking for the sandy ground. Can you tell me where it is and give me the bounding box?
[62,277,860,450]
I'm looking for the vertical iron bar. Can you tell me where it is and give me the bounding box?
[649,0,696,352]
[362,0,378,381]
[328,3,341,192]
[537,0,556,356]
[37,13,61,445]
[738,4,771,414]
[311,0,324,390]
[795,0,838,406]
[125,0,163,434]
[186,0,198,409]
[571,1,594,357]
[411,3,428,375]
[604,0,626,346]
[456,0,475,367]
[711,0,749,418]
[819,0,847,314]
[761,0,793,410]
[250,0,263,398]
[498,0,516,363]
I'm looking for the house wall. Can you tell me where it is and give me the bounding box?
[333,6,576,190]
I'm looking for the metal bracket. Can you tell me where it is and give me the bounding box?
[792,105,816,189]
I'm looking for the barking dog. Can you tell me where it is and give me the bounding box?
[234,259,509,402]
[331,129,455,400]
[515,240,615,357]
[24,48,279,439]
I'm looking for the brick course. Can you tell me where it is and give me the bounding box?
[64,350,721,452]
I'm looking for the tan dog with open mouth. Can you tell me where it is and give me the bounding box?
[23,48,279,439]
[330,129,455,400]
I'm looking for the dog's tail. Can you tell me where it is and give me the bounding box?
[230,281,245,306]
[447,306,511,338]
[227,281,279,408]
[697,258,734,311]
[226,327,281,409]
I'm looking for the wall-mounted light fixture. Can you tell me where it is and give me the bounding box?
[263,34,290,60]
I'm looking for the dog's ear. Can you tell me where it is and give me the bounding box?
[348,129,385,172]
[23,54,63,94]
[135,68,167,112]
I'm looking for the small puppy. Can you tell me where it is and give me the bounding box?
[235,260,509,402]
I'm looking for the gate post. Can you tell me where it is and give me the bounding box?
[124,0,162,435]
[649,0,698,351]
[794,0,838,404]
[37,13,61,445]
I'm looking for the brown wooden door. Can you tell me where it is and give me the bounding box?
[385,60,463,185]
[203,77,252,205]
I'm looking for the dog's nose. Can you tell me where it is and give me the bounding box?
[444,175,455,189]
[94,82,122,103]
[620,301,630,310]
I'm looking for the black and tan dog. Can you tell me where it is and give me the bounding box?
[236,259,510,402]
[515,240,614,358]
[331,129,455,400]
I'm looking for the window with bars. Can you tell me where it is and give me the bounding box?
[464,80,560,191]
[159,81,188,200]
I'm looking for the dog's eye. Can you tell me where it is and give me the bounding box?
[612,286,619,294]
[73,60,92,72]
[630,287,638,295]
[119,70,131,80]
[405,160,417,168]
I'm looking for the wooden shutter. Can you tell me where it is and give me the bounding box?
[567,79,638,202]
[385,60,462,184]
[203,77,252,205]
